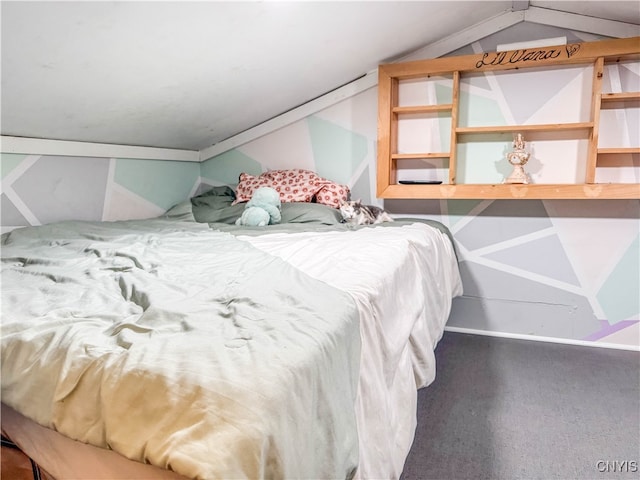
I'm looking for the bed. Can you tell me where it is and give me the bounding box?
[1,186,462,480]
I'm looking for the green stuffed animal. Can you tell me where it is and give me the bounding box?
[235,186,282,226]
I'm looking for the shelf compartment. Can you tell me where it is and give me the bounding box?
[396,111,451,156]
[394,156,450,186]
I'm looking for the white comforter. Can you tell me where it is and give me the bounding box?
[239,222,463,479]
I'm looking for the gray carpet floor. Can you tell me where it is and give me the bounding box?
[401,332,640,480]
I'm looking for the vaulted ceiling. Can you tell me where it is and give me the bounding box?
[1,1,638,154]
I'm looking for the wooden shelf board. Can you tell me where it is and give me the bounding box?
[455,123,593,134]
[379,183,640,199]
[598,147,640,155]
[391,152,450,159]
[599,95,640,110]
[601,92,640,102]
[393,104,452,114]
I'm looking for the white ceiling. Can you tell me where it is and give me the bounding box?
[1,1,639,153]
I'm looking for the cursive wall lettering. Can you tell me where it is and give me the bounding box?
[475,44,581,69]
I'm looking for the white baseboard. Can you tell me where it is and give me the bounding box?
[444,326,640,352]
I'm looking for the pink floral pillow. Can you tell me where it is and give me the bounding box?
[314,181,350,209]
[233,169,321,205]
[233,169,350,209]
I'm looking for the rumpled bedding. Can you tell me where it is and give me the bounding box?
[1,219,361,480]
[227,222,463,479]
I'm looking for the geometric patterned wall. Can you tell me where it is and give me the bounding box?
[436,199,639,346]
[1,154,200,233]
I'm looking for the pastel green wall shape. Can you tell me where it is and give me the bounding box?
[1,153,28,179]
[457,138,510,184]
[447,199,484,227]
[114,159,200,210]
[597,235,640,324]
[307,116,368,184]
[200,150,262,185]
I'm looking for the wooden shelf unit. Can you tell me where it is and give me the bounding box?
[377,36,640,199]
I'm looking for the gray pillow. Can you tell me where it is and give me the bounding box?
[190,186,236,209]
[193,203,245,224]
[193,200,344,225]
[279,202,343,225]
[162,200,196,222]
